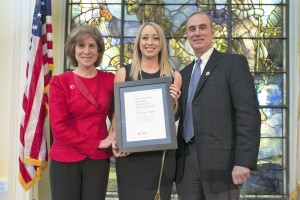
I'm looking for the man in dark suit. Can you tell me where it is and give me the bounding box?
[175,11,261,200]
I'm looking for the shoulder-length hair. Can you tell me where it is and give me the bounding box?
[130,22,174,80]
[65,24,105,67]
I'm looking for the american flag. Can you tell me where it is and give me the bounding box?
[19,0,53,191]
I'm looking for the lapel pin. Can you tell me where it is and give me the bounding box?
[206,71,210,76]
[70,85,75,89]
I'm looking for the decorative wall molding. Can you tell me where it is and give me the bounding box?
[289,0,299,199]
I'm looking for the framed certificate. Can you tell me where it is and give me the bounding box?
[114,77,177,152]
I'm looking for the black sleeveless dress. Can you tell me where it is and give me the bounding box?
[116,65,176,200]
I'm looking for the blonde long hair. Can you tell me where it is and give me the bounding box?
[130,22,174,80]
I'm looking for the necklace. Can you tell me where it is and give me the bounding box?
[139,68,143,80]
[139,68,162,80]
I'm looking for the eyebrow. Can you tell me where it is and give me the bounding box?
[141,34,159,38]
[188,23,207,28]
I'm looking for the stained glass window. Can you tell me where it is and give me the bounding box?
[66,0,288,198]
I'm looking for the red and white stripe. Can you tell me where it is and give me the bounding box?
[19,4,53,191]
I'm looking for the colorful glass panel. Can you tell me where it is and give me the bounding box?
[260,108,284,137]
[255,73,284,106]
[67,0,288,198]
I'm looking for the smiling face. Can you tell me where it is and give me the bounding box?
[75,36,98,69]
[186,13,216,57]
[139,25,161,60]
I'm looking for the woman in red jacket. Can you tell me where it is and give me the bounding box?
[49,25,115,200]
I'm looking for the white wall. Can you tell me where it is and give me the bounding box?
[0,0,13,197]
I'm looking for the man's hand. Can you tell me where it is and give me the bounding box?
[232,165,250,185]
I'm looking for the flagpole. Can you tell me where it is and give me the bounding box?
[30,183,39,200]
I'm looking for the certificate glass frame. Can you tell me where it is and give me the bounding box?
[114,77,177,152]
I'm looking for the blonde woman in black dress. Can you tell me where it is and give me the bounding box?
[114,22,182,200]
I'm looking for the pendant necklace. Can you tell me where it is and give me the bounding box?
[139,67,166,200]
[139,68,163,80]
[139,68,143,80]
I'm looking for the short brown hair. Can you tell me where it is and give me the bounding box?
[65,24,105,67]
[186,11,214,28]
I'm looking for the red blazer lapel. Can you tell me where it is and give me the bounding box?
[74,74,101,110]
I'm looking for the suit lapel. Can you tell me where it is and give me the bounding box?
[194,49,219,97]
